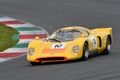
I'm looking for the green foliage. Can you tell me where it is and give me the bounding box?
[0,23,19,52]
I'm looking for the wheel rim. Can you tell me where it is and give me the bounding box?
[85,50,89,58]
[107,44,111,51]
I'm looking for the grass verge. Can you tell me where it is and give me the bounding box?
[0,23,19,52]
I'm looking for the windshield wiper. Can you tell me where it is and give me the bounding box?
[49,38,61,42]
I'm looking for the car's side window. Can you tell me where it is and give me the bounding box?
[84,30,89,36]
[76,27,89,37]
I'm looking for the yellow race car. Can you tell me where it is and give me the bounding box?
[27,26,113,65]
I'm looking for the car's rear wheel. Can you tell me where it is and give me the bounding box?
[30,62,41,65]
[102,37,111,55]
[82,42,89,60]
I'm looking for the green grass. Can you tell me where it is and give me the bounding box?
[0,23,19,52]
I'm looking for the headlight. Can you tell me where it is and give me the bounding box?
[73,46,80,53]
[28,48,35,55]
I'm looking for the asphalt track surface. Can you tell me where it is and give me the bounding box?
[0,0,120,80]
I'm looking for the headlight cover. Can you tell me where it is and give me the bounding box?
[28,48,35,55]
[73,46,80,53]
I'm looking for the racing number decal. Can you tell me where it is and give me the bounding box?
[89,37,97,48]
[54,44,62,48]
[51,44,65,49]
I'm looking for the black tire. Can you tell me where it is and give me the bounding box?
[81,42,89,60]
[102,37,111,55]
[30,62,41,65]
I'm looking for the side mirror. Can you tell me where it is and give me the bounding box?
[81,34,86,37]
[35,36,40,40]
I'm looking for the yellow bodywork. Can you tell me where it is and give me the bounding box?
[27,26,113,63]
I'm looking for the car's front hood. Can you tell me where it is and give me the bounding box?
[41,41,73,53]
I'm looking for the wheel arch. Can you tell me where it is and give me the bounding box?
[84,40,89,50]
[97,36,102,48]
[107,35,112,45]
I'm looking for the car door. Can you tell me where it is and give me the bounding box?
[88,36,98,50]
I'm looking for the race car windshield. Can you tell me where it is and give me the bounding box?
[49,29,81,42]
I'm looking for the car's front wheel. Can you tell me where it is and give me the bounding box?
[81,42,89,60]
